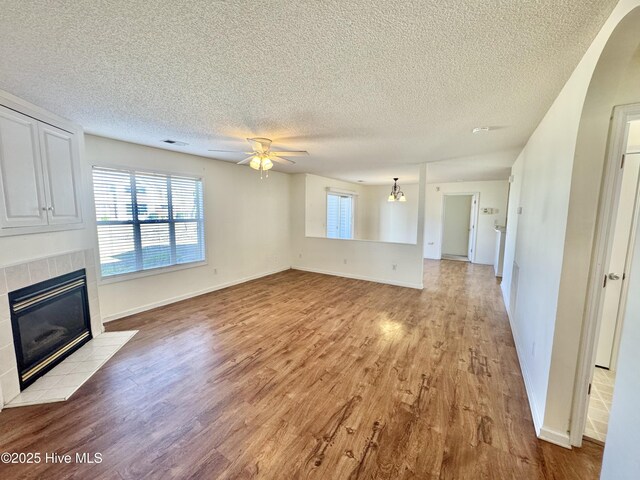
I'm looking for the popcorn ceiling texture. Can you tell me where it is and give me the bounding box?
[0,0,617,183]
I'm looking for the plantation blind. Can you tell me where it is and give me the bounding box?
[326,193,353,239]
[92,167,205,278]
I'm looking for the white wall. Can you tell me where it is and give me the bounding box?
[601,191,640,477]
[424,180,509,265]
[361,184,419,244]
[304,174,369,239]
[501,0,640,445]
[304,174,419,244]
[291,167,426,289]
[85,135,291,321]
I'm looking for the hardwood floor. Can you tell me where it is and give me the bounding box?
[0,260,603,479]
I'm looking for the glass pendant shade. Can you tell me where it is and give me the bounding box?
[399,194,407,202]
[262,158,273,170]
[388,194,395,202]
[250,156,261,170]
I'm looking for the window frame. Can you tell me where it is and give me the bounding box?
[92,165,207,283]
[326,191,355,240]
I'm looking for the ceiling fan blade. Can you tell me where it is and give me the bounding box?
[270,151,308,157]
[237,155,255,165]
[271,155,296,165]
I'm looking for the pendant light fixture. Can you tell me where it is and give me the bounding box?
[388,178,406,202]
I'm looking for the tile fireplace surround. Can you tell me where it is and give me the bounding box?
[0,249,104,410]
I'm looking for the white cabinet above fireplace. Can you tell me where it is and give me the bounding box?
[0,96,83,236]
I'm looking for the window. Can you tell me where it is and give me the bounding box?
[326,193,354,239]
[93,167,205,278]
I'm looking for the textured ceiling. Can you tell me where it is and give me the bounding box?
[426,149,520,184]
[0,0,617,183]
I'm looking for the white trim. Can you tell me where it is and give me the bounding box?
[325,186,359,196]
[610,152,640,371]
[0,88,81,135]
[102,266,291,322]
[539,427,572,449]
[305,235,418,246]
[98,260,208,285]
[504,283,571,450]
[91,162,205,181]
[0,222,86,238]
[501,285,543,436]
[570,103,640,447]
[292,266,424,290]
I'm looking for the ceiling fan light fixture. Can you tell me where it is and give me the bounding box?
[250,156,262,170]
[223,137,308,178]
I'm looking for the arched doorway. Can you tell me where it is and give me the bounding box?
[567,6,640,450]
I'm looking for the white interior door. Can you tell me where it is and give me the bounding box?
[468,194,478,261]
[596,153,640,368]
[0,105,47,228]
[442,195,472,257]
[38,122,82,225]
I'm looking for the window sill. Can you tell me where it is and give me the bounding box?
[98,260,208,285]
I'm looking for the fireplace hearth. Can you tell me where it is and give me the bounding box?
[9,269,92,390]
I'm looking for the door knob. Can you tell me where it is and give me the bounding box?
[608,273,621,280]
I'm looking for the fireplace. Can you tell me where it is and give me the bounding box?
[9,269,92,390]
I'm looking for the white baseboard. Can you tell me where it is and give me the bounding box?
[102,266,291,322]
[291,266,423,290]
[539,426,572,449]
[501,284,543,436]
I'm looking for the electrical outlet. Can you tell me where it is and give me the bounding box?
[299,253,302,259]
[343,259,348,265]
[214,268,218,274]
[392,264,397,271]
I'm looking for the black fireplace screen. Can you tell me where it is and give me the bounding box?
[9,269,92,389]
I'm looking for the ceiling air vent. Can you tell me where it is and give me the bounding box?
[162,139,188,146]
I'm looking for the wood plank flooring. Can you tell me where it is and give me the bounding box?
[0,260,603,479]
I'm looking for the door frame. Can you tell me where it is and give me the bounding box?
[570,103,640,446]
[440,192,479,262]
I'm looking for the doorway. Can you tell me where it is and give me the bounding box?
[441,193,478,262]
[581,112,640,444]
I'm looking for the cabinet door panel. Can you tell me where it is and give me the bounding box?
[38,123,82,225]
[0,106,47,228]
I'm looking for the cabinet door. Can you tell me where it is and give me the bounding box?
[0,106,48,228]
[38,122,82,225]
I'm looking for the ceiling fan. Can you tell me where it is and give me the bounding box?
[208,137,308,177]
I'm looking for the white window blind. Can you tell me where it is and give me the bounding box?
[93,167,205,277]
[327,193,353,239]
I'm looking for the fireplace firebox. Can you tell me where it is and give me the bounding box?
[9,269,92,390]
